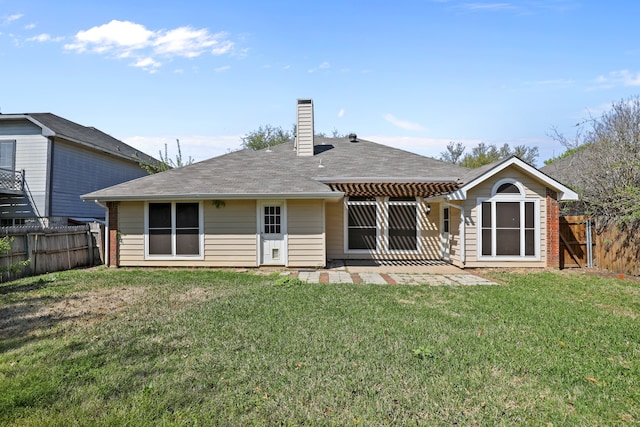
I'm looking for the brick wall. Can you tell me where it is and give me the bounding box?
[546,188,559,268]
[107,201,119,267]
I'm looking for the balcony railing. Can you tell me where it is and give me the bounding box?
[0,168,24,194]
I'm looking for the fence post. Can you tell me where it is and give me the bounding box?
[586,219,593,268]
[86,229,94,265]
[25,233,33,276]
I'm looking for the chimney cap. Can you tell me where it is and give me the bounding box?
[349,133,358,142]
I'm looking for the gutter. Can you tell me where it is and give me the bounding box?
[81,191,345,203]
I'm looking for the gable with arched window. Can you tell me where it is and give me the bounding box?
[477,178,540,260]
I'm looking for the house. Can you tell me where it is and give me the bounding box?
[0,113,155,226]
[82,99,578,269]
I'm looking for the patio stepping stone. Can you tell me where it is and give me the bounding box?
[357,272,390,285]
[293,271,498,286]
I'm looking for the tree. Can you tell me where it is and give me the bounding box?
[439,142,465,164]
[241,125,292,151]
[0,236,29,281]
[315,128,345,138]
[137,139,194,174]
[439,142,539,168]
[549,96,640,228]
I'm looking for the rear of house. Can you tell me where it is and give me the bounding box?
[84,99,577,269]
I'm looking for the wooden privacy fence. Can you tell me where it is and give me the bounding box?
[560,215,640,276]
[0,224,104,281]
[596,223,640,276]
[559,215,595,269]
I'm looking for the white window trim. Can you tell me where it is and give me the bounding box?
[477,195,540,261]
[0,139,16,171]
[491,178,526,198]
[344,196,422,255]
[144,201,205,260]
[256,200,288,267]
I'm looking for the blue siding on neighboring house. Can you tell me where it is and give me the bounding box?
[50,139,147,218]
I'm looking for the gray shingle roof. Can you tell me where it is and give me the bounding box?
[5,113,155,164]
[539,147,592,191]
[83,137,471,200]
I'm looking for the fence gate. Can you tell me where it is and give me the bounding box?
[559,215,595,269]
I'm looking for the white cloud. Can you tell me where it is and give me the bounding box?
[65,20,153,53]
[308,61,331,73]
[27,33,50,42]
[2,14,23,25]
[384,114,426,131]
[25,23,36,30]
[611,69,640,86]
[132,57,161,72]
[123,135,243,162]
[588,69,640,90]
[338,108,345,118]
[64,20,235,73]
[459,3,516,11]
[27,33,64,43]
[154,27,231,58]
[214,65,231,72]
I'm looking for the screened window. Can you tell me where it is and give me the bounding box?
[388,197,417,251]
[346,196,421,252]
[0,140,16,171]
[148,203,172,255]
[147,202,201,257]
[480,200,537,258]
[347,197,377,250]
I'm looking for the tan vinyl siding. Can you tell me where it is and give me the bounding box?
[118,201,145,265]
[117,200,258,267]
[287,199,326,267]
[420,203,441,259]
[326,200,344,260]
[448,202,462,267]
[462,167,548,268]
[205,200,257,266]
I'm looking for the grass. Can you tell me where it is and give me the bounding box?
[0,267,638,426]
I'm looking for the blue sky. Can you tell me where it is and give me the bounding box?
[1,1,639,166]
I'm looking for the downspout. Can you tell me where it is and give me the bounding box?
[94,200,109,266]
[444,200,466,266]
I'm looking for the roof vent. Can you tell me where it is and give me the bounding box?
[349,133,358,142]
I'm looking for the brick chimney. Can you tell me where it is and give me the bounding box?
[296,99,314,156]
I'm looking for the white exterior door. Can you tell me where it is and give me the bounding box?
[260,202,286,265]
[442,207,451,261]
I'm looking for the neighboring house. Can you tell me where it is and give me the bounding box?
[83,99,578,269]
[540,147,591,215]
[0,113,155,226]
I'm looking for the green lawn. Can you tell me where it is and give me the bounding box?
[0,268,638,426]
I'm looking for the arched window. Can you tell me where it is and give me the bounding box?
[478,179,539,259]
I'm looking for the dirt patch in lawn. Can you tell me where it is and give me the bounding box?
[0,286,147,341]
